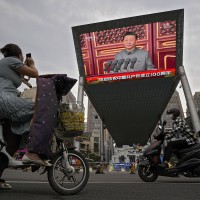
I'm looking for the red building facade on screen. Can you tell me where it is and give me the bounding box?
[80,20,176,76]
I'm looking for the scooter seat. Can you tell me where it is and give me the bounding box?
[178,143,200,154]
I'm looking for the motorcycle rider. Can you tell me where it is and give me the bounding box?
[161,108,197,168]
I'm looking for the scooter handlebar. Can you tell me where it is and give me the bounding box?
[153,131,167,140]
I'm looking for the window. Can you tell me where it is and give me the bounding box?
[94,143,99,152]
[94,137,99,143]
[80,143,85,149]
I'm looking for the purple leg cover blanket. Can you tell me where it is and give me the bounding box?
[28,74,77,158]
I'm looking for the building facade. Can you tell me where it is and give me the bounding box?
[87,100,114,162]
[21,87,76,103]
[193,92,200,112]
[21,87,37,101]
[185,91,200,130]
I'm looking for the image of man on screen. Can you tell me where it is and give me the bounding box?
[113,32,155,73]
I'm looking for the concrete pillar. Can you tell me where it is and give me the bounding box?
[179,66,200,134]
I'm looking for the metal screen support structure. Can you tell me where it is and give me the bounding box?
[74,76,85,151]
[179,66,200,136]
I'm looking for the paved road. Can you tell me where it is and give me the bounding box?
[1,169,200,200]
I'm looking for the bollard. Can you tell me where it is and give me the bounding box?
[116,164,121,172]
[100,164,104,174]
[95,164,104,174]
[130,163,136,174]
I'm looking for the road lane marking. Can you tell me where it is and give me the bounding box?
[7,181,200,184]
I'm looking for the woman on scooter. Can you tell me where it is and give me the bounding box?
[162,108,197,168]
[0,43,40,189]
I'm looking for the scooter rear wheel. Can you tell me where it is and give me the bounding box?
[47,150,89,195]
[138,165,158,182]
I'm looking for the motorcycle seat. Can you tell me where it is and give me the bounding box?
[178,143,200,154]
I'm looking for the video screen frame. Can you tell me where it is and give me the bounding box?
[72,9,183,83]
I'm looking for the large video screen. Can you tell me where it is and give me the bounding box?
[72,9,183,85]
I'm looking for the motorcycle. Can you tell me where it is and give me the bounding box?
[0,74,89,194]
[138,121,200,182]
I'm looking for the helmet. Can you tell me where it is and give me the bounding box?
[167,108,180,120]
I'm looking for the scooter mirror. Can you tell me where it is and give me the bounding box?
[158,125,162,129]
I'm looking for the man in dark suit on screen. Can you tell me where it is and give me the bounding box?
[114,32,155,72]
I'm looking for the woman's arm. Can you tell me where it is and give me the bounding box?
[16,57,38,78]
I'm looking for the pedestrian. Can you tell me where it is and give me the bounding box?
[0,43,38,189]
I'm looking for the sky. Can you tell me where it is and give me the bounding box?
[1,0,200,116]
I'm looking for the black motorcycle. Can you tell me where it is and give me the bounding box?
[138,121,200,182]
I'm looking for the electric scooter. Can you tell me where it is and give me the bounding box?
[138,121,200,182]
[0,75,89,194]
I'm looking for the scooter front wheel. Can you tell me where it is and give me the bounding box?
[138,165,158,182]
[47,150,89,195]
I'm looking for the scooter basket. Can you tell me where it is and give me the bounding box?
[58,102,84,137]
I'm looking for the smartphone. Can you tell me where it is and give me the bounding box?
[26,53,31,58]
